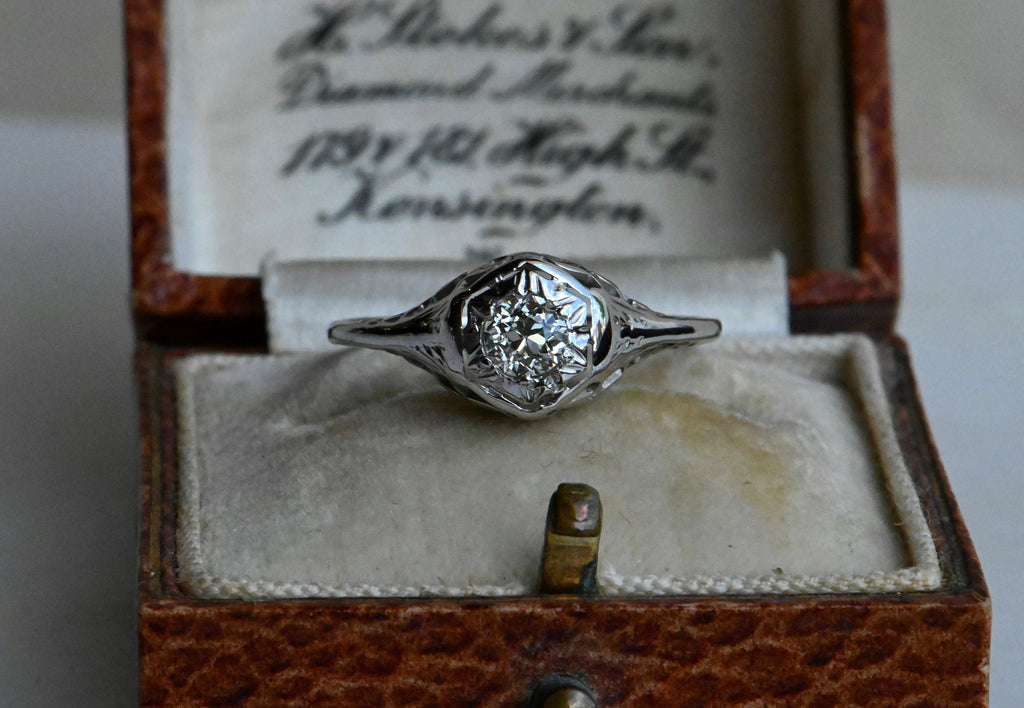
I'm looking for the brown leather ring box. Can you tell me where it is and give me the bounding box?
[129,1,989,705]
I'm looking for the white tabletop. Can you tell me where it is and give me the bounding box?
[1,1,1021,705]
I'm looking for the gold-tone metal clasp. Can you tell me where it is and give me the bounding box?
[539,686,598,708]
[538,483,603,596]
[529,674,599,708]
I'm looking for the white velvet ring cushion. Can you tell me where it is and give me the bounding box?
[176,335,940,600]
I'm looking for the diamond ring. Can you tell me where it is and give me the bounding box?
[328,253,721,419]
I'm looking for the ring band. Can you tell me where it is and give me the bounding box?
[328,253,721,419]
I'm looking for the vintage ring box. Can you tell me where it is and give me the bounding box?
[128,0,990,705]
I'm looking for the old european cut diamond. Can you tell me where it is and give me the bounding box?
[478,270,591,395]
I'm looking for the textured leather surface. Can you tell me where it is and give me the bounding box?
[125,0,263,340]
[140,598,988,707]
[126,0,901,341]
[788,0,901,325]
[136,339,990,707]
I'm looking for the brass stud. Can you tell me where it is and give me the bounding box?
[541,686,598,708]
[529,674,598,708]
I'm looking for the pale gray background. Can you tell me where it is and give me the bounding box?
[1,1,1021,705]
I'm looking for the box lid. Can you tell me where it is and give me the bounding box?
[127,0,898,345]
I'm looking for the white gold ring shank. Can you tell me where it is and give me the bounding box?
[328,253,721,419]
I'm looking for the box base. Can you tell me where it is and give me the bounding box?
[137,338,989,707]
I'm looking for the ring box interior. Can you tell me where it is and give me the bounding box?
[128,0,990,705]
